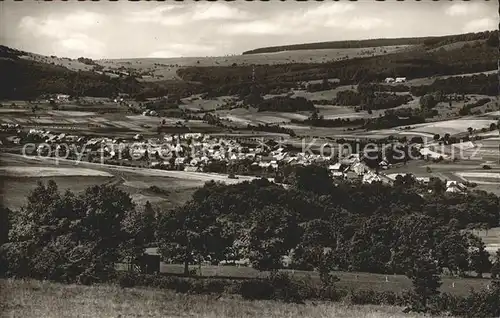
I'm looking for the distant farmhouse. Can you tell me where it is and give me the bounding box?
[384,77,406,83]
[56,94,70,102]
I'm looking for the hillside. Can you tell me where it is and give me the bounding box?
[242,30,498,55]
[178,40,497,97]
[0,46,205,100]
[0,29,497,100]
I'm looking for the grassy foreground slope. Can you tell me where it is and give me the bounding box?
[0,279,428,318]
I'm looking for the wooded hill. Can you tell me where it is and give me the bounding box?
[242,30,498,54]
[0,29,497,100]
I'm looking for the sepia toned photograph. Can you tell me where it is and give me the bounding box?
[0,0,499,317]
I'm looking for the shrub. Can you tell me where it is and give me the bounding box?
[117,271,138,288]
[190,279,227,294]
[239,279,275,300]
[347,289,402,305]
[268,271,306,303]
[320,285,347,301]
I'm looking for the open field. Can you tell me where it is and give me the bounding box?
[0,279,429,318]
[474,227,500,254]
[0,153,258,211]
[7,45,411,83]
[399,119,497,137]
[0,166,113,178]
[180,95,237,112]
[91,46,410,81]
[406,69,497,86]
[158,265,492,297]
[0,106,225,136]
[0,175,113,210]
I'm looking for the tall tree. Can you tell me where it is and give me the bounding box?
[5,181,136,283]
[405,253,442,313]
[491,249,500,279]
[0,205,11,275]
[157,201,229,275]
[468,234,492,278]
[244,205,300,270]
[120,201,157,270]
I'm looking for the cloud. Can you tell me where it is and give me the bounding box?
[125,5,184,25]
[19,11,104,38]
[445,3,485,16]
[463,18,497,33]
[344,17,392,30]
[191,3,251,21]
[302,2,355,18]
[219,3,388,37]
[125,3,251,26]
[18,11,106,57]
[55,34,105,57]
[148,43,216,57]
[220,20,291,36]
[219,3,358,36]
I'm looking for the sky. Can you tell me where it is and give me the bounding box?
[0,0,497,59]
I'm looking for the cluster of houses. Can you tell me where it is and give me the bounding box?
[388,173,469,193]
[14,129,390,182]
[7,128,467,189]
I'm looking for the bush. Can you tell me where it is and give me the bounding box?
[320,285,347,301]
[114,272,235,295]
[239,279,275,300]
[117,271,138,288]
[349,289,403,306]
[268,271,306,303]
[190,279,227,294]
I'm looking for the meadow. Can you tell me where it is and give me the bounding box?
[0,279,431,318]
[156,265,491,297]
[0,152,258,211]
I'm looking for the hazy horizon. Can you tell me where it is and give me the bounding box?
[0,0,497,59]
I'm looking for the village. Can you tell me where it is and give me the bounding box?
[0,119,471,195]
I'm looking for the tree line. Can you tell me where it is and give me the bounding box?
[1,170,500,316]
[334,90,413,110]
[178,41,496,97]
[242,31,496,54]
[410,74,497,97]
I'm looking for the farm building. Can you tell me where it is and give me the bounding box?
[362,172,382,184]
[352,162,369,176]
[56,94,70,102]
[138,248,161,274]
[331,171,345,179]
[384,77,395,83]
[395,77,407,83]
[446,181,467,193]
